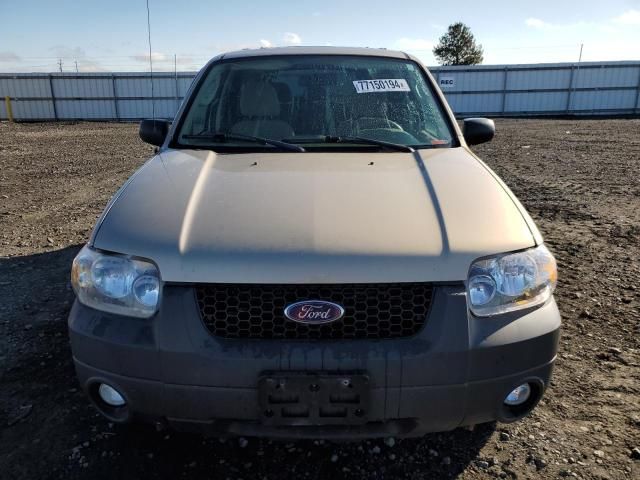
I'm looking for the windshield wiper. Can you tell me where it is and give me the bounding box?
[284,135,414,153]
[182,132,306,153]
[338,136,415,153]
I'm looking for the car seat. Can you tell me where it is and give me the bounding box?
[230,79,295,139]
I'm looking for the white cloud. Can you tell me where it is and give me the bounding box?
[597,24,618,34]
[49,45,87,58]
[393,38,434,52]
[0,51,20,62]
[131,52,169,62]
[46,45,105,72]
[525,11,640,32]
[173,55,195,65]
[525,18,553,29]
[259,39,273,48]
[283,32,302,45]
[77,64,106,73]
[612,9,640,25]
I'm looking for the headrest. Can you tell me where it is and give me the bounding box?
[240,79,280,117]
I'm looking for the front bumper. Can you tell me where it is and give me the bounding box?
[68,285,560,438]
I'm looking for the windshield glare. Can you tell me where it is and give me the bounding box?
[177,55,455,149]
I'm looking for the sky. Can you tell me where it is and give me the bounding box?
[1,0,639,72]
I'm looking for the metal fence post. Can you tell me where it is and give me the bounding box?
[502,66,509,114]
[634,65,640,114]
[4,96,13,122]
[111,74,120,121]
[565,65,575,114]
[48,74,58,120]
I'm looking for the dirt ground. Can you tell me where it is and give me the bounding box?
[1,119,639,479]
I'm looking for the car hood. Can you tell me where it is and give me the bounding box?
[91,148,538,283]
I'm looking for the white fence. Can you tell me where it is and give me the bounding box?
[1,61,639,121]
[431,61,640,116]
[0,72,193,121]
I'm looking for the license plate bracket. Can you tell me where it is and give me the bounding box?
[258,372,370,426]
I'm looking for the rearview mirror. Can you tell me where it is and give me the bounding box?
[139,119,170,147]
[463,118,495,146]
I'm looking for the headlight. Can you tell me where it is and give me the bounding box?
[71,245,161,318]
[467,244,557,316]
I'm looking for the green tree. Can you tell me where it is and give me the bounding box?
[433,22,484,66]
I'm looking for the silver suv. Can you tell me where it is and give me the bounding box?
[69,47,560,439]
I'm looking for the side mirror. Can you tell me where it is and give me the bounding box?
[139,119,170,147]
[463,118,495,146]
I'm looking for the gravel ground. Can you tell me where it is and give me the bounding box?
[1,119,639,479]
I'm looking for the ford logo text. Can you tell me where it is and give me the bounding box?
[284,300,345,325]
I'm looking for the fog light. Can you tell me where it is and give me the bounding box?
[98,383,126,407]
[504,383,531,406]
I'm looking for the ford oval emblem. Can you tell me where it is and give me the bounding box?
[284,300,345,325]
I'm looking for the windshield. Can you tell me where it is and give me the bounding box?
[176,55,455,150]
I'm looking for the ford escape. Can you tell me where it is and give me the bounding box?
[68,46,560,439]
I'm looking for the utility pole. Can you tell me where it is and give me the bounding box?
[75,60,79,72]
[146,0,155,120]
[58,58,63,72]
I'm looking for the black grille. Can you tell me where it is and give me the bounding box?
[195,283,433,340]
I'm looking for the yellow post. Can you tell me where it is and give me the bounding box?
[4,96,13,122]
